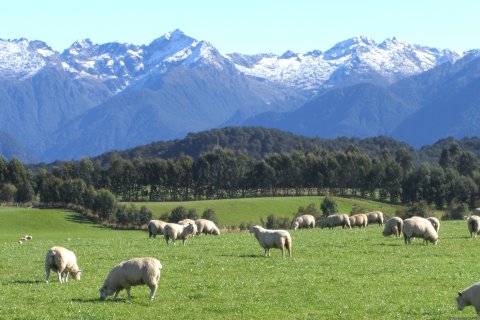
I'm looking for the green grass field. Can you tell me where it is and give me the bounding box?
[0,204,478,319]
[132,196,402,226]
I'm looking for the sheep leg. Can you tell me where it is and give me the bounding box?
[64,272,69,283]
[57,271,63,283]
[125,287,132,301]
[45,269,50,283]
[264,248,269,257]
[148,284,157,300]
[113,290,120,301]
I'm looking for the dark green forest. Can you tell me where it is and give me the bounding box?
[2,127,480,227]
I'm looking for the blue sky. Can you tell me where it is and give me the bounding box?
[1,0,478,54]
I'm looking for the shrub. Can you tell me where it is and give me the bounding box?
[321,196,338,217]
[442,202,468,220]
[202,208,219,225]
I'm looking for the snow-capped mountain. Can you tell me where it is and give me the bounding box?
[229,36,462,95]
[0,30,476,163]
[0,38,58,80]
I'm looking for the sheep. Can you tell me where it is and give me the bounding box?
[147,220,167,238]
[249,225,292,257]
[178,219,198,234]
[25,235,32,240]
[366,211,384,226]
[195,219,220,235]
[403,216,439,245]
[290,214,315,230]
[467,215,480,238]
[383,217,403,237]
[163,223,196,245]
[426,217,440,233]
[99,257,162,301]
[319,214,350,229]
[349,214,368,228]
[456,282,480,316]
[45,246,82,283]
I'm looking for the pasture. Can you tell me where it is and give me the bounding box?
[132,196,402,226]
[0,206,478,319]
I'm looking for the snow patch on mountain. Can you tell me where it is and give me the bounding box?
[0,38,56,80]
[230,36,463,94]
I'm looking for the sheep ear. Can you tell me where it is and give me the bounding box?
[458,292,462,296]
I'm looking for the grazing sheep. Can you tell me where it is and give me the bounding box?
[147,220,167,238]
[403,216,439,245]
[195,219,220,235]
[320,214,350,229]
[426,217,440,233]
[383,217,403,237]
[456,282,480,316]
[163,223,196,245]
[467,216,480,238]
[178,219,198,234]
[249,225,292,257]
[366,211,384,226]
[99,257,162,301]
[45,246,82,283]
[25,235,32,240]
[349,214,368,228]
[290,214,315,230]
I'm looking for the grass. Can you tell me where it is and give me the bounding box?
[131,196,402,226]
[0,205,478,319]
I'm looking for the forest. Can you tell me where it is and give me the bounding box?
[1,127,480,227]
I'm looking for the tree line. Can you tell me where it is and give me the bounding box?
[1,140,479,226]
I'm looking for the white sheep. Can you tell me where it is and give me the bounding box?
[366,211,384,226]
[290,214,315,229]
[178,219,198,234]
[163,223,196,245]
[403,216,439,245]
[249,225,292,257]
[456,282,480,316]
[467,215,480,238]
[45,246,82,283]
[320,214,350,229]
[99,257,162,301]
[195,219,220,235]
[383,217,403,237]
[147,220,167,238]
[349,214,368,228]
[426,217,440,233]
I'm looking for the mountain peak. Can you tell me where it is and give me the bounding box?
[163,29,187,40]
[280,50,299,59]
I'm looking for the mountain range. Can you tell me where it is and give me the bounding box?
[0,29,479,163]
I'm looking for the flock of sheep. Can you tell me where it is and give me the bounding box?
[40,210,480,315]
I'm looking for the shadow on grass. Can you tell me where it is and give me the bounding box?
[72,298,130,303]
[222,254,266,258]
[64,211,107,229]
[11,279,44,284]
[374,243,403,247]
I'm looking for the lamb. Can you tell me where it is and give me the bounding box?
[195,219,220,235]
[467,215,480,238]
[290,214,315,229]
[426,217,440,233]
[163,223,196,245]
[319,214,350,229]
[383,217,403,237]
[456,282,480,316]
[366,211,384,226]
[403,216,439,245]
[45,246,82,283]
[249,225,292,257]
[147,220,167,238]
[99,257,162,301]
[349,214,368,228]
